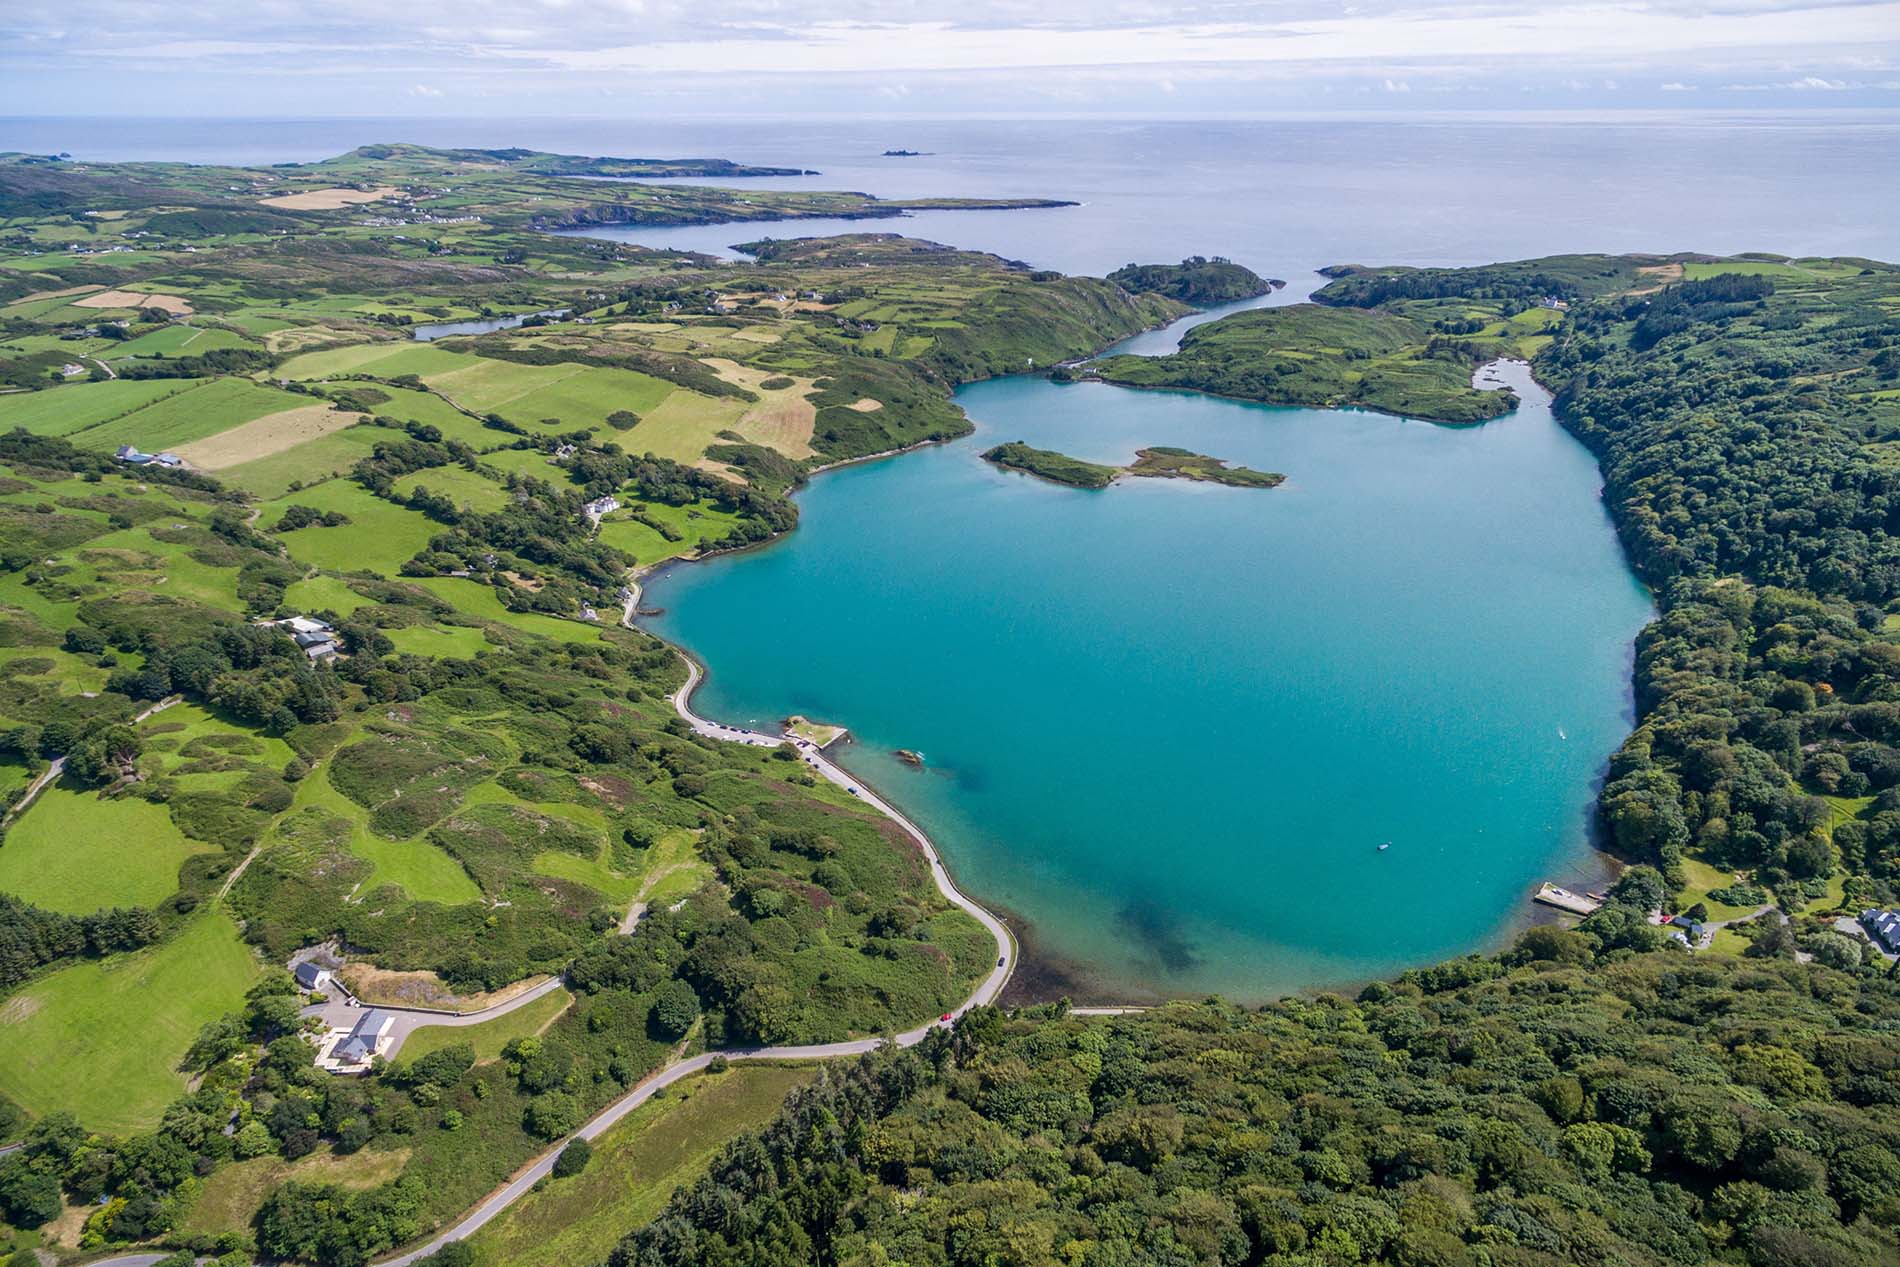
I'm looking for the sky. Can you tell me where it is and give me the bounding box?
[3,0,1899,117]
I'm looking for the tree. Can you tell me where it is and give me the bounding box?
[524,1092,581,1140]
[0,1158,61,1227]
[648,979,700,1039]
[553,1137,593,1178]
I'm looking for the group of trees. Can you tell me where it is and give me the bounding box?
[614,935,1900,1267]
[1532,263,1900,905]
[0,893,156,993]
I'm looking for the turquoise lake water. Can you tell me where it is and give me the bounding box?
[642,360,1654,1001]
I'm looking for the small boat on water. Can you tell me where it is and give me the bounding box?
[1558,727,1567,740]
[1378,841,1391,852]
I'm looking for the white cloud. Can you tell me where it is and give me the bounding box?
[4,0,1900,114]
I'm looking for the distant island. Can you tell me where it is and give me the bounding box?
[882,149,928,157]
[1108,256,1276,306]
[983,441,1284,489]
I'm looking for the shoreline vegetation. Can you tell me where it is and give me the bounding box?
[982,440,1285,489]
[2,134,1899,1267]
[1107,255,1276,306]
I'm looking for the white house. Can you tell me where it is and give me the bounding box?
[293,961,334,993]
[582,495,620,523]
[324,1010,394,1070]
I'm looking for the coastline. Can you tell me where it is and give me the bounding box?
[633,351,1648,1007]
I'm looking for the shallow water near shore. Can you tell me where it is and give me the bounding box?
[643,360,1653,1001]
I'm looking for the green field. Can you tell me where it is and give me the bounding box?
[393,463,510,513]
[408,576,607,643]
[385,623,493,659]
[0,912,262,1132]
[218,426,386,499]
[399,987,574,1064]
[0,378,194,436]
[180,1145,412,1240]
[106,323,249,360]
[463,1065,817,1267]
[282,574,371,618]
[484,364,674,429]
[69,377,309,452]
[267,479,442,574]
[274,341,471,381]
[0,782,209,913]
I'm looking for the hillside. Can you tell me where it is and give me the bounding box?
[1108,257,1273,306]
[614,930,1900,1267]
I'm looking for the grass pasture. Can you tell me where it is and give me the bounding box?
[398,986,573,1064]
[476,364,676,431]
[216,425,385,499]
[293,771,481,906]
[0,912,262,1133]
[181,1145,412,1240]
[408,576,606,644]
[266,480,441,574]
[393,463,510,513]
[68,377,311,454]
[0,782,209,914]
[463,1064,817,1267]
[0,378,196,437]
[172,403,367,471]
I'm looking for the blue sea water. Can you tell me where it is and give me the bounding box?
[642,361,1652,1000]
[13,111,1894,998]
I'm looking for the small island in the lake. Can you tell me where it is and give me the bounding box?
[983,442,1285,490]
[1109,256,1276,306]
[882,149,928,157]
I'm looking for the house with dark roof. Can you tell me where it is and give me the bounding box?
[330,1010,394,1067]
[292,961,333,993]
[1861,909,1900,955]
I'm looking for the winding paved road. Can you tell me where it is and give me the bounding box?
[356,653,1017,1265]
[82,646,1020,1267]
[118,648,1012,1267]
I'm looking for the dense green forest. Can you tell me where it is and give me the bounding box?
[1529,260,1900,910]
[1109,258,1273,306]
[612,914,1900,1267]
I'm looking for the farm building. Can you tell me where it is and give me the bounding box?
[114,444,183,468]
[259,614,341,660]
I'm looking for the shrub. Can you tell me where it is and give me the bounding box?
[553,1137,593,1178]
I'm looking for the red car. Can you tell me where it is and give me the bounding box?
[940,1013,953,1023]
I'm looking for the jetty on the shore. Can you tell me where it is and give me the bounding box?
[1533,882,1603,917]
